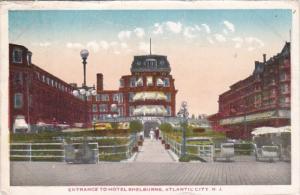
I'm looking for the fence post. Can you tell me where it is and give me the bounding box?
[62,142,65,162]
[29,143,32,162]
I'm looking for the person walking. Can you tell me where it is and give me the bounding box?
[155,128,159,140]
[150,129,154,141]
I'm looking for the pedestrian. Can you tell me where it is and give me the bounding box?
[150,129,154,141]
[155,128,159,140]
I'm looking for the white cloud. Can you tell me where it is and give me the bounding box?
[86,41,99,53]
[66,42,84,49]
[245,37,264,48]
[201,24,211,34]
[39,41,51,47]
[99,41,109,50]
[194,25,201,32]
[183,26,197,39]
[165,21,182,34]
[118,30,131,40]
[120,42,128,49]
[232,37,244,48]
[134,28,145,38]
[153,23,164,34]
[223,29,228,35]
[214,34,226,42]
[223,20,235,32]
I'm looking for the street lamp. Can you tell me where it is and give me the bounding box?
[80,49,89,87]
[72,49,97,128]
[177,101,189,157]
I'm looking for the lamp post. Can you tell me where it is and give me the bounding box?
[177,101,189,157]
[72,49,97,128]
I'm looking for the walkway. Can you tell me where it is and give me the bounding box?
[134,138,175,162]
[11,161,291,185]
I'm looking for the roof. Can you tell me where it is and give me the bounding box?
[130,54,171,73]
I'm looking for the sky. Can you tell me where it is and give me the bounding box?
[9,10,292,116]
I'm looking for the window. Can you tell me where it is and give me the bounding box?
[92,104,98,112]
[92,115,98,121]
[14,72,23,85]
[280,83,289,94]
[129,93,134,102]
[14,93,23,109]
[51,79,54,87]
[166,93,171,102]
[117,107,123,116]
[35,72,40,80]
[156,78,164,86]
[27,52,32,65]
[130,77,136,87]
[46,77,50,85]
[118,93,123,103]
[279,72,287,81]
[164,78,170,87]
[113,94,119,102]
[99,104,108,112]
[166,106,171,116]
[129,106,134,116]
[101,94,109,101]
[42,75,45,83]
[120,79,125,88]
[136,77,143,87]
[96,94,101,101]
[146,76,153,86]
[12,48,23,63]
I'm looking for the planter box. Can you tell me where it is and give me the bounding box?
[132,146,138,152]
[138,141,143,146]
[161,140,165,144]
[165,144,170,150]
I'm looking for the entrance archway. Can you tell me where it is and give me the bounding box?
[143,121,160,138]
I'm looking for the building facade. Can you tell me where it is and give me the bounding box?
[89,54,178,121]
[9,44,87,131]
[209,42,290,139]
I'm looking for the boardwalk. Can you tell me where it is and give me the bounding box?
[134,139,175,162]
[11,161,290,186]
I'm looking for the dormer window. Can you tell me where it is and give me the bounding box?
[12,48,23,63]
[27,51,32,65]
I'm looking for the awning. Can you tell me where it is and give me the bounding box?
[133,105,167,116]
[136,77,143,86]
[133,92,167,101]
[13,115,28,129]
[251,126,291,136]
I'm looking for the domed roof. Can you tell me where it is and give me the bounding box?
[130,55,171,73]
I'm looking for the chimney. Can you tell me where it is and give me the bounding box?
[263,54,266,63]
[97,73,103,92]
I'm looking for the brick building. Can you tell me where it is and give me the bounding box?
[9,44,87,131]
[209,42,290,139]
[89,54,178,121]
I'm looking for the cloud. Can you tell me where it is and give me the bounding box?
[232,37,244,48]
[223,20,235,32]
[223,29,228,35]
[120,42,128,49]
[245,37,264,51]
[86,41,99,53]
[183,26,197,39]
[66,42,84,49]
[118,30,131,40]
[153,23,164,34]
[134,28,145,38]
[165,21,182,34]
[201,24,211,34]
[214,34,226,42]
[99,41,109,50]
[39,41,51,47]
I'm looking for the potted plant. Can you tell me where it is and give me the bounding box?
[165,143,170,150]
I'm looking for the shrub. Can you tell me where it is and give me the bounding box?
[129,120,143,133]
[159,123,173,133]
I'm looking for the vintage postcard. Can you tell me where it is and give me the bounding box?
[0,1,299,195]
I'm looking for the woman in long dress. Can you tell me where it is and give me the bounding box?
[150,129,154,141]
